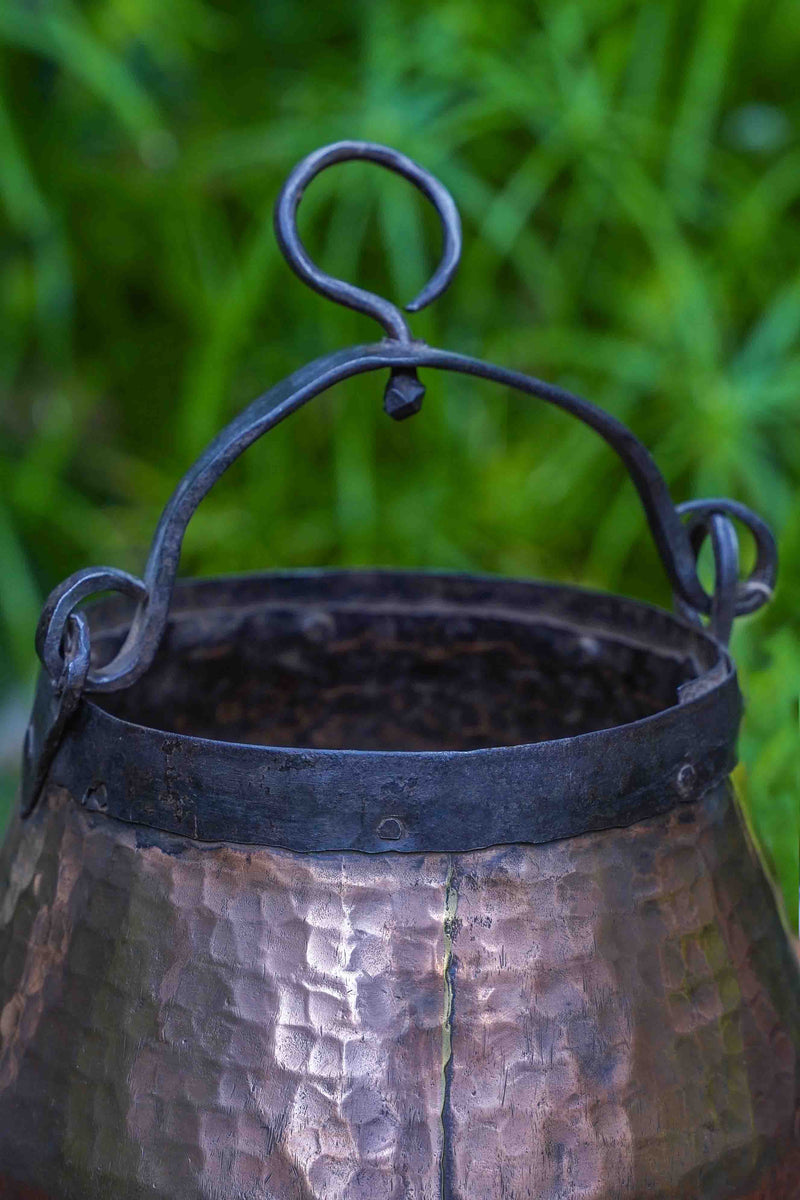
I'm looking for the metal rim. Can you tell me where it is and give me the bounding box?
[31,570,742,855]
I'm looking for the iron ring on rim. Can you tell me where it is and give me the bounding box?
[36,566,149,686]
[274,140,462,342]
[677,499,777,618]
[675,512,740,645]
[55,609,91,697]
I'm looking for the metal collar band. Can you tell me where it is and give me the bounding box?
[30,571,741,854]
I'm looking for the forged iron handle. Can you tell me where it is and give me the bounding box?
[35,345,777,695]
[27,141,778,796]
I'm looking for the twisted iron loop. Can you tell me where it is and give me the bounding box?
[674,509,739,646]
[674,499,777,646]
[36,567,148,685]
[274,140,462,343]
[19,607,91,817]
[32,141,777,712]
[53,610,91,700]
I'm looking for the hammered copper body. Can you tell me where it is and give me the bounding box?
[0,572,798,1199]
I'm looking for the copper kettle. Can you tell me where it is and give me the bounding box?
[0,142,797,1200]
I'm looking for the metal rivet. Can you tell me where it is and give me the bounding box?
[377,816,404,841]
[82,782,108,812]
[299,610,335,643]
[676,763,697,800]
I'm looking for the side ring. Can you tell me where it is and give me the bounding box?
[36,566,148,685]
[676,499,777,620]
[675,511,740,645]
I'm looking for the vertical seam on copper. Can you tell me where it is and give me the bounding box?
[440,856,458,1198]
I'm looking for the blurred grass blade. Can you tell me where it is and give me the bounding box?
[0,1,163,145]
[0,500,40,681]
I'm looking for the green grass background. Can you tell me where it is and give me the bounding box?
[0,0,797,926]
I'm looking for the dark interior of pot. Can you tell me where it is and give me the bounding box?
[88,573,709,753]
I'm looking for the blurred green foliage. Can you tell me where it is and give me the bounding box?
[0,0,797,925]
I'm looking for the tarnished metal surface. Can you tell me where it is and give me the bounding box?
[446,791,800,1198]
[1,782,797,1199]
[29,572,742,852]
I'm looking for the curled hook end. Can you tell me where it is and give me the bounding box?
[406,277,450,313]
[405,287,436,314]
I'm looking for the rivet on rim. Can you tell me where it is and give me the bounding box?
[377,816,405,841]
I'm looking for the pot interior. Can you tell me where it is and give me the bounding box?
[87,572,713,753]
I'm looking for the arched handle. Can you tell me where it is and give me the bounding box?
[274,141,462,343]
[34,342,777,697]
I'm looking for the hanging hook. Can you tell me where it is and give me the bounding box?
[273,140,462,344]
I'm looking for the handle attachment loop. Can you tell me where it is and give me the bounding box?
[673,499,777,646]
[20,609,91,817]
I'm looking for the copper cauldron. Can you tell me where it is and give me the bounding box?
[1,143,798,1200]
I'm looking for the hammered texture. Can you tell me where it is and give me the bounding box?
[447,796,800,1198]
[0,782,798,1199]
